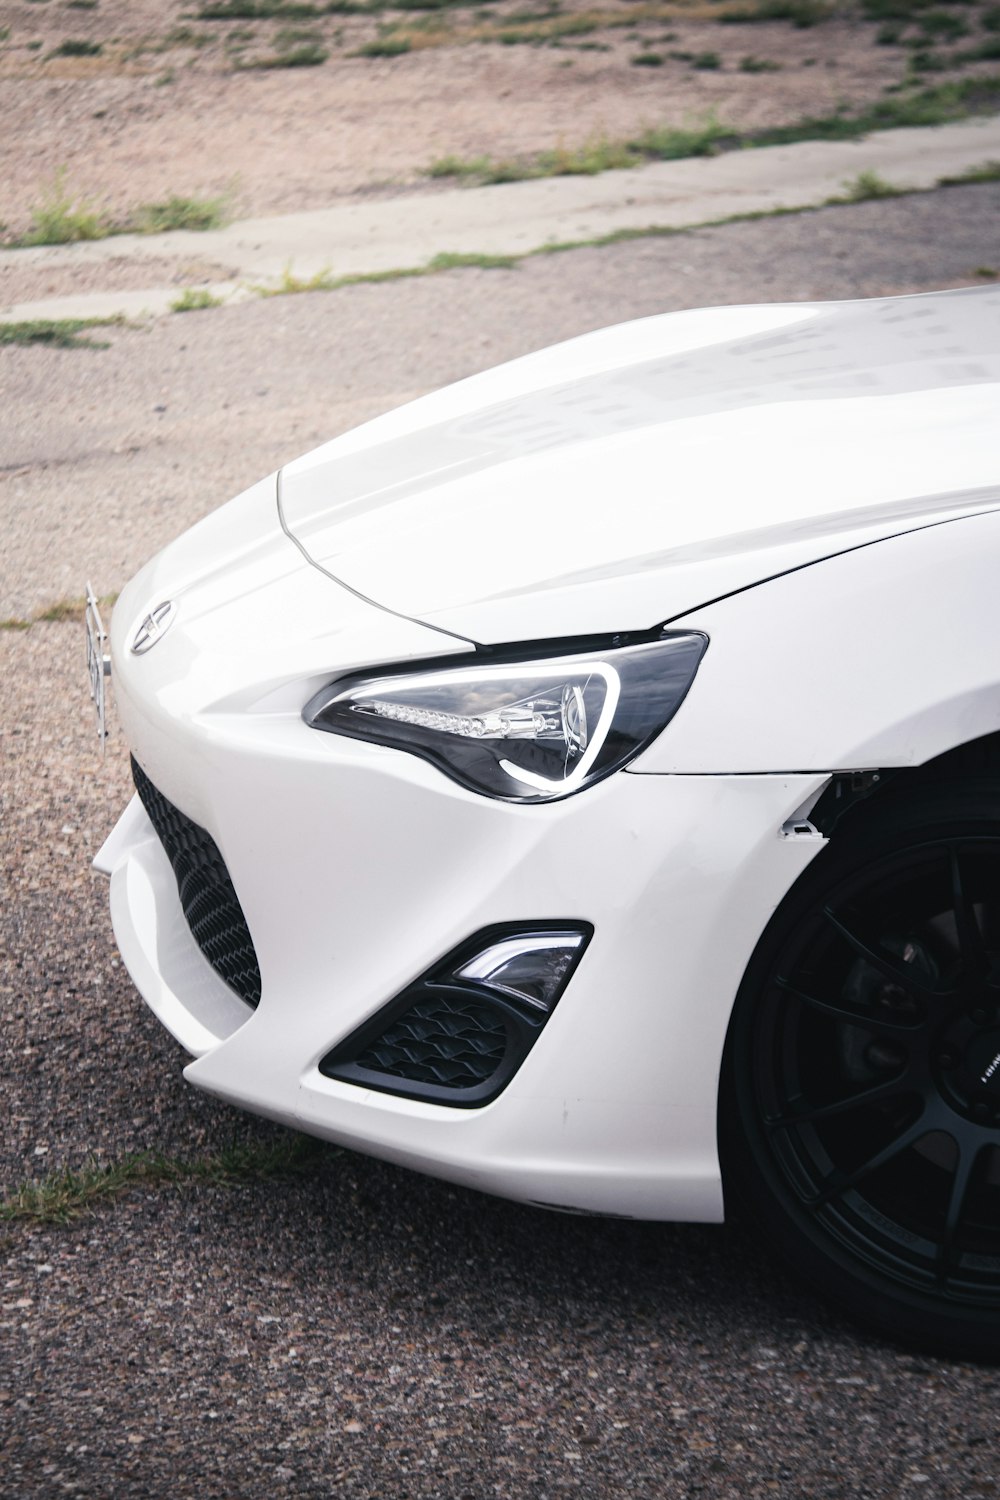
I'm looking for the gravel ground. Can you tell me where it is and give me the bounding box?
[2,188,1000,1495]
[0,0,954,237]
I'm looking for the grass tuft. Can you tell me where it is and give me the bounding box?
[245,27,330,63]
[171,286,224,311]
[49,36,102,56]
[255,248,518,297]
[427,118,727,185]
[133,192,229,233]
[426,250,517,269]
[1,1137,325,1226]
[198,0,323,16]
[22,169,108,245]
[937,158,1000,184]
[426,76,1000,189]
[829,168,903,201]
[748,75,1000,144]
[0,593,117,629]
[0,317,121,350]
[354,33,412,53]
[255,262,338,294]
[717,0,830,26]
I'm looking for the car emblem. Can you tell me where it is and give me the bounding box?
[131,601,176,655]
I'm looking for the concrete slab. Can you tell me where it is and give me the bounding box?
[3,114,999,325]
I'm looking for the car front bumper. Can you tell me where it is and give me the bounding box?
[96,476,828,1222]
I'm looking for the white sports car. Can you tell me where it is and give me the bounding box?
[93,287,1000,1357]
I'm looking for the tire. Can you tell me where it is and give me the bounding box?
[720,783,1000,1360]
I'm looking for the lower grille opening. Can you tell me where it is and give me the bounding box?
[354,993,507,1089]
[131,757,262,1008]
[320,979,547,1107]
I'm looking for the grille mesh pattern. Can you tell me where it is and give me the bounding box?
[355,994,507,1088]
[131,758,262,1008]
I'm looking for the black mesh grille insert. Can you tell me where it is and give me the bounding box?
[131,757,262,1008]
[353,993,507,1089]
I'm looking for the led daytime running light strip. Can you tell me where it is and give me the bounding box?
[344,661,621,793]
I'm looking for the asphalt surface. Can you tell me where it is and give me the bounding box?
[2,184,1000,1496]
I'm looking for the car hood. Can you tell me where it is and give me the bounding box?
[279,289,1000,644]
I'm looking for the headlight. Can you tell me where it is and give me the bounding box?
[304,632,707,802]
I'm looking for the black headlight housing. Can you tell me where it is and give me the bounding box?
[304,631,707,803]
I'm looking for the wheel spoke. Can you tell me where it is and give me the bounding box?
[938,1138,983,1286]
[806,1108,930,1208]
[949,845,989,980]
[823,907,955,1001]
[767,1075,914,1130]
[774,976,923,1033]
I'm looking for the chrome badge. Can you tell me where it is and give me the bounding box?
[131,600,176,655]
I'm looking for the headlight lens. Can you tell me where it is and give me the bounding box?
[305,632,706,802]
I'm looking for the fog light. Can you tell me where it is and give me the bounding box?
[454,931,587,1012]
[319,923,591,1107]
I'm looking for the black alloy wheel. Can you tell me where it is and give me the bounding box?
[721,785,1000,1359]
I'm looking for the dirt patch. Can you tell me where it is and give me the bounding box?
[2,0,998,239]
[0,254,240,309]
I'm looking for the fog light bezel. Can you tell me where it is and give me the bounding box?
[318,922,593,1107]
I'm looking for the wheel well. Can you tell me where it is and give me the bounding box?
[811,730,1000,837]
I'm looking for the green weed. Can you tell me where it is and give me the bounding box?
[171,287,224,311]
[256,263,339,294]
[918,7,968,37]
[717,0,830,26]
[631,49,663,62]
[908,46,948,70]
[748,75,1000,144]
[427,152,494,179]
[861,0,930,19]
[692,49,721,66]
[0,592,118,629]
[21,170,108,244]
[354,33,411,52]
[426,250,516,269]
[829,168,903,201]
[1,1138,325,1225]
[0,319,119,349]
[133,192,229,233]
[198,0,323,16]
[739,52,781,68]
[937,158,1000,183]
[955,37,1000,59]
[49,36,102,55]
[629,117,729,159]
[246,27,330,63]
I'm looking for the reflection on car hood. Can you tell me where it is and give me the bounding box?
[279,289,1000,644]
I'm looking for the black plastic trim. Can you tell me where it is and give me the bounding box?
[319,921,593,1107]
